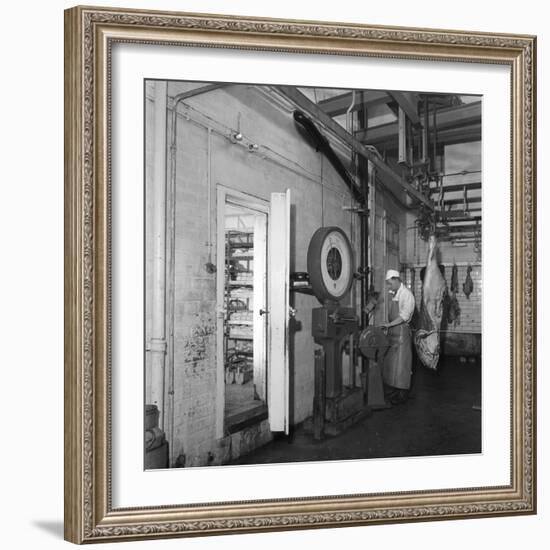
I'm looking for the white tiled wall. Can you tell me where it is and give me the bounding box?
[405,263,482,333]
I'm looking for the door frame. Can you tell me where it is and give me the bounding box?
[215,185,269,439]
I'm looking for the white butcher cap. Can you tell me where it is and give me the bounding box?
[385,269,400,280]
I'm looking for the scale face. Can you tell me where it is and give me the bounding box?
[308,227,354,303]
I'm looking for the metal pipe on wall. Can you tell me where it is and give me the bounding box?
[149,81,168,430]
[345,91,357,313]
[206,127,213,262]
[369,167,376,296]
[165,111,176,462]
[165,92,184,457]
[382,207,387,322]
[432,104,438,174]
[165,92,180,461]
[346,91,359,384]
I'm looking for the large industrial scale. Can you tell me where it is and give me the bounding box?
[300,226,390,440]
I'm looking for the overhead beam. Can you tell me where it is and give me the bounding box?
[441,216,481,223]
[439,209,481,217]
[439,236,480,242]
[457,206,481,212]
[434,181,481,193]
[390,91,420,126]
[356,101,481,144]
[442,196,481,206]
[438,204,481,210]
[171,83,228,102]
[421,93,463,108]
[362,122,481,151]
[444,221,482,227]
[436,124,482,147]
[438,225,481,234]
[275,85,434,210]
[448,239,481,243]
[316,90,390,117]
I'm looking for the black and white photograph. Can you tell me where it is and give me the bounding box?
[144,80,483,469]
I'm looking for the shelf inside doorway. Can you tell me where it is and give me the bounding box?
[228,242,254,249]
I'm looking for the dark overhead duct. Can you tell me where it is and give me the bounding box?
[292,110,364,204]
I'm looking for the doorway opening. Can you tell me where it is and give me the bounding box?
[221,197,268,433]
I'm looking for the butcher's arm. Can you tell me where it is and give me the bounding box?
[384,315,405,328]
[394,290,415,325]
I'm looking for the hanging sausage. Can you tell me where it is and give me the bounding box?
[450,262,459,294]
[447,263,461,325]
[463,265,474,299]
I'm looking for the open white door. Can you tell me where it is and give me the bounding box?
[268,190,291,433]
[253,212,267,402]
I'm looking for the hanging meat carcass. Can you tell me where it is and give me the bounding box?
[414,235,446,370]
[448,263,461,325]
[463,265,474,299]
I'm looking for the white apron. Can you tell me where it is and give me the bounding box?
[383,298,413,390]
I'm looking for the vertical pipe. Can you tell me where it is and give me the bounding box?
[407,118,414,166]
[345,91,357,328]
[206,127,212,252]
[165,94,182,463]
[398,106,406,165]
[345,90,356,134]
[149,81,168,430]
[359,213,366,324]
[371,167,376,294]
[362,114,368,329]
[432,105,438,174]
[167,95,182,457]
[359,95,372,381]
[382,208,387,322]
[358,96,368,329]
[422,96,428,164]
[165,97,176,463]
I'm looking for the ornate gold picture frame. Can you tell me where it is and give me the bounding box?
[64,5,536,544]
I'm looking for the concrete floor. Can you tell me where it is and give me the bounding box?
[230,356,481,465]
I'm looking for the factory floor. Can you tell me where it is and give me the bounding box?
[229,356,481,465]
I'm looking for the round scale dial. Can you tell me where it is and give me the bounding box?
[307,227,354,303]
